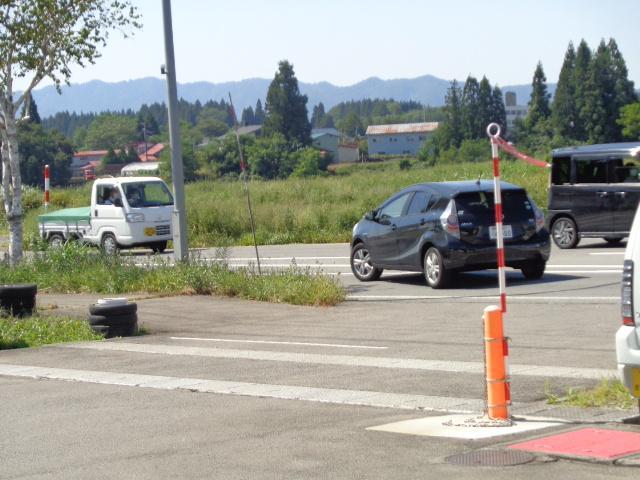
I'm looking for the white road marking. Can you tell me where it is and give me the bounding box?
[546,264,621,268]
[0,363,484,413]
[226,256,349,261]
[63,342,617,380]
[589,252,625,256]
[346,295,618,303]
[169,337,388,350]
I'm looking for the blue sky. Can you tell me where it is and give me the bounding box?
[38,0,640,88]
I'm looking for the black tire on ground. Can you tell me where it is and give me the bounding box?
[87,312,137,327]
[0,297,36,317]
[89,302,137,317]
[151,241,167,253]
[48,233,66,248]
[350,243,383,281]
[108,320,138,338]
[100,233,119,255]
[521,258,546,280]
[423,247,451,289]
[0,284,38,297]
[603,236,623,245]
[551,217,579,249]
[91,325,110,336]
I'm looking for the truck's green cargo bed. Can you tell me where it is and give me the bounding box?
[38,206,91,223]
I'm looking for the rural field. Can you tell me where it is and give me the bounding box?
[7,158,549,248]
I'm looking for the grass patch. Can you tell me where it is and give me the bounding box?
[0,315,102,350]
[545,378,635,409]
[0,243,345,306]
[14,159,549,247]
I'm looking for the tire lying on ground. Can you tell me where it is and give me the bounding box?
[0,284,37,317]
[87,303,138,338]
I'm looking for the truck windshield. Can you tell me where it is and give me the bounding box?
[123,182,174,208]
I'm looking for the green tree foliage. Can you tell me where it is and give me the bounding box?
[526,62,551,130]
[194,135,253,179]
[246,133,295,179]
[338,112,364,137]
[17,123,73,186]
[254,99,265,124]
[83,114,139,149]
[101,148,120,166]
[263,60,311,146]
[618,103,640,140]
[290,148,328,178]
[491,86,507,134]
[573,40,592,141]
[461,76,481,140]
[310,103,326,128]
[241,106,255,125]
[552,42,578,138]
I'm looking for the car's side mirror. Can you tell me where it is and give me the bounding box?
[365,210,377,221]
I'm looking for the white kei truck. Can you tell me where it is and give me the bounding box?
[38,177,174,254]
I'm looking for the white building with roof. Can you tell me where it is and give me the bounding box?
[366,122,439,156]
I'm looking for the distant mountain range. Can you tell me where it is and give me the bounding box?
[31,75,555,118]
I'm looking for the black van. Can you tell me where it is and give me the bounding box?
[548,142,640,249]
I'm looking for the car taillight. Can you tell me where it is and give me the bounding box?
[622,259,635,326]
[528,196,545,232]
[440,199,460,238]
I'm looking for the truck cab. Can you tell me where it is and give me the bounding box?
[39,176,174,254]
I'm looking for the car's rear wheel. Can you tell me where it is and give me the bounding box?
[350,243,382,281]
[48,233,65,248]
[424,247,451,289]
[603,236,623,245]
[521,258,546,280]
[551,217,579,249]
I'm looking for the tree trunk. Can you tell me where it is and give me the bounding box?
[1,115,23,265]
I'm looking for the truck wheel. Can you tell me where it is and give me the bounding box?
[48,233,65,248]
[101,233,119,255]
[151,241,167,253]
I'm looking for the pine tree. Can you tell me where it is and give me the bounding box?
[608,38,638,141]
[490,85,507,134]
[573,39,592,141]
[254,99,265,124]
[263,60,311,146]
[241,106,255,125]
[477,76,493,137]
[526,62,551,129]
[443,80,463,147]
[310,102,326,128]
[461,76,480,140]
[552,42,577,139]
[582,40,613,143]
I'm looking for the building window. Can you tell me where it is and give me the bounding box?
[372,138,377,143]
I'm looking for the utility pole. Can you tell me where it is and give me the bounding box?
[161,0,188,262]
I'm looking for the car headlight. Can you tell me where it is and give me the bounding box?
[126,213,145,223]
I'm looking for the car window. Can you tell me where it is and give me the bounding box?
[574,159,608,183]
[406,191,432,215]
[455,190,532,222]
[551,156,571,185]
[615,158,640,183]
[97,185,116,205]
[379,193,410,219]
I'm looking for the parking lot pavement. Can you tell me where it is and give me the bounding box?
[1,239,636,478]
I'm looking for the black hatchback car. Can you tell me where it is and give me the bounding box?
[350,181,551,288]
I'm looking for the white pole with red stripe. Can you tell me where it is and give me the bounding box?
[487,123,507,313]
[44,164,50,212]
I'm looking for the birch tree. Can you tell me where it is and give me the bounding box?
[0,0,140,264]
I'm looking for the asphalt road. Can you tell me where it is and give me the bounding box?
[185,237,624,304]
[1,238,638,479]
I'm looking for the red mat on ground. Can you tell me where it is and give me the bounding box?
[509,428,640,460]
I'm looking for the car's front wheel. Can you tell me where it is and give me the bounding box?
[350,243,382,281]
[101,233,119,256]
[424,247,451,289]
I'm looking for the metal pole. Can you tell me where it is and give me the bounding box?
[161,0,188,262]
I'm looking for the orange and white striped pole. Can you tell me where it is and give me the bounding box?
[44,164,50,211]
[487,123,506,313]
